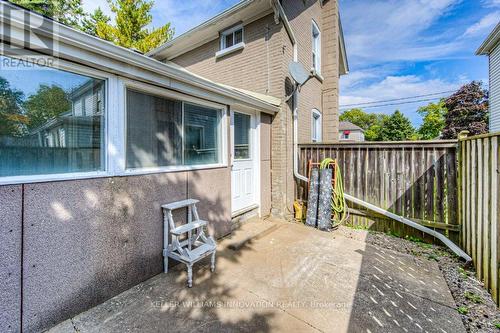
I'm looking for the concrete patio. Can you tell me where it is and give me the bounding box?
[49,219,465,333]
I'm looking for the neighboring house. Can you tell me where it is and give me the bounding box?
[477,22,500,133]
[148,0,348,215]
[339,121,364,141]
[0,1,347,332]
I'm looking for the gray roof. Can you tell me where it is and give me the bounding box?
[339,121,363,131]
[477,22,500,55]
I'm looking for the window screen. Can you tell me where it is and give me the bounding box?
[126,90,221,168]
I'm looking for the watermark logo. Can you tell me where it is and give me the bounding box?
[0,2,60,69]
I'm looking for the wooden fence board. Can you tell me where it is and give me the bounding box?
[459,134,500,305]
[298,141,460,241]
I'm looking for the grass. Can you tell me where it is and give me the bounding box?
[494,321,500,329]
[458,267,471,278]
[464,291,483,304]
[427,253,439,261]
[457,306,469,315]
[386,230,401,238]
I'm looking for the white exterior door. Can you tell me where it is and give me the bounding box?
[231,111,258,214]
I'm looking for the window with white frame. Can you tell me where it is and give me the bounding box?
[311,109,322,142]
[312,21,321,74]
[126,89,222,169]
[0,54,105,178]
[220,25,244,51]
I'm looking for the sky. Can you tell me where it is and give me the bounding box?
[81,0,498,126]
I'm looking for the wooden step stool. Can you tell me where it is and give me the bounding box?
[162,199,216,287]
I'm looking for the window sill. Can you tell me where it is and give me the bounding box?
[121,163,228,176]
[215,42,245,59]
[0,164,229,185]
[311,69,324,82]
[0,171,111,186]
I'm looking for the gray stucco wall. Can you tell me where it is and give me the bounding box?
[0,185,22,333]
[1,167,231,332]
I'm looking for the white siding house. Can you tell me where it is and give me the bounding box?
[477,23,500,133]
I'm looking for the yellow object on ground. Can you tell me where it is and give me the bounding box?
[293,201,305,220]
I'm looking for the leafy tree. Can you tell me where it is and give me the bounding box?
[0,77,27,137]
[442,81,489,139]
[379,110,415,141]
[417,100,447,140]
[95,0,174,53]
[340,108,387,141]
[81,8,111,36]
[340,108,379,130]
[10,0,85,28]
[24,85,70,130]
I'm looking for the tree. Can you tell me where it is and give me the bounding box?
[0,77,27,137]
[10,0,85,28]
[95,0,174,53]
[340,108,386,141]
[24,85,71,130]
[442,81,489,139]
[81,8,111,36]
[379,110,415,141]
[340,108,379,130]
[417,100,447,140]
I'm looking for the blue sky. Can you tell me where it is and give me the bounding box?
[82,0,499,126]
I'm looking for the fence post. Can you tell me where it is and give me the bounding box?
[457,131,468,248]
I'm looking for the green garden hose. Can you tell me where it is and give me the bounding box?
[320,158,349,228]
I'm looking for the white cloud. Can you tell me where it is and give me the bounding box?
[482,0,500,7]
[340,74,460,106]
[339,0,461,66]
[463,12,500,37]
[340,74,464,125]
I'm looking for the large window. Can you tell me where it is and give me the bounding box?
[0,55,105,177]
[126,89,222,169]
[312,21,321,75]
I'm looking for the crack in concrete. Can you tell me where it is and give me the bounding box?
[70,318,80,332]
[244,288,325,333]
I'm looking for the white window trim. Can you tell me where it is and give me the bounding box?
[312,20,321,76]
[0,52,229,185]
[217,24,245,58]
[118,79,229,177]
[311,109,322,143]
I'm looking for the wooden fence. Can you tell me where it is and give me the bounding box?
[298,140,461,243]
[459,133,500,303]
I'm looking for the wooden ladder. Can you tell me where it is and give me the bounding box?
[162,199,217,287]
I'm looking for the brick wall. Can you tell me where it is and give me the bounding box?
[170,0,341,216]
[283,0,340,143]
[172,13,284,99]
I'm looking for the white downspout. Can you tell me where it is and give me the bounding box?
[275,0,308,183]
[273,2,469,262]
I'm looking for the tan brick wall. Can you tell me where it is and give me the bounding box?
[282,0,340,143]
[171,14,284,99]
[321,0,340,142]
[170,0,341,216]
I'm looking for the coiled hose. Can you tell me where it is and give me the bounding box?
[320,158,349,228]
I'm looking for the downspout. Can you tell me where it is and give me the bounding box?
[274,0,308,183]
[272,1,470,263]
